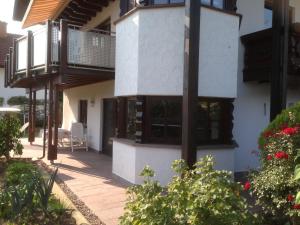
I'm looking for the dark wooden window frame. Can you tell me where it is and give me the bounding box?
[78,99,88,128]
[117,96,234,146]
[120,0,237,16]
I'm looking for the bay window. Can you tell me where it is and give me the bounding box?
[118,96,234,146]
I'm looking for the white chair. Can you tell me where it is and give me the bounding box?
[19,122,29,133]
[70,122,88,152]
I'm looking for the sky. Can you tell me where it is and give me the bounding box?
[0,0,25,35]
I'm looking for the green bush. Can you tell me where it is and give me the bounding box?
[0,97,4,106]
[7,96,28,106]
[5,161,38,186]
[120,156,258,225]
[249,103,300,224]
[0,114,23,160]
[0,162,73,225]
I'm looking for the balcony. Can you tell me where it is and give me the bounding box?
[241,27,300,84]
[4,20,116,89]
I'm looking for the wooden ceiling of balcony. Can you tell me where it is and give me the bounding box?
[57,0,115,26]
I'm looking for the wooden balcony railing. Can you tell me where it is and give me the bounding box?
[241,27,300,82]
[4,20,115,87]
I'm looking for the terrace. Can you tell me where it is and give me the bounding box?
[4,20,115,89]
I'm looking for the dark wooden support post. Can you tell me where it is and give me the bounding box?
[60,19,68,82]
[26,31,33,78]
[28,88,34,143]
[182,0,201,167]
[12,39,16,82]
[270,0,289,121]
[47,81,55,161]
[52,86,59,160]
[45,20,52,74]
[31,91,37,143]
[7,54,10,85]
[9,48,13,82]
[41,84,48,159]
[4,55,8,87]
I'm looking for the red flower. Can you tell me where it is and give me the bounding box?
[244,181,251,191]
[267,155,273,160]
[274,151,289,160]
[287,194,294,202]
[282,127,298,136]
[263,131,273,138]
[293,204,300,209]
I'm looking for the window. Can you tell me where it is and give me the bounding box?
[79,100,88,128]
[201,0,224,9]
[264,7,273,29]
[196,99,232,145]
[118,96,234,146]
[145,97,182,144]
[126,98,136,140]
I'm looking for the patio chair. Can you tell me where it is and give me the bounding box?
[19,122,29,133]
[70,122,88,152]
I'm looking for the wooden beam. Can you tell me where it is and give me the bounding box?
[45,20,52,74]
[270,0,289,121]
[12,39,17,82]
[28,88,34,143]
[64,7,92,21]
[69,2,97,17]
[26,31,33,78]
[9,48,13,82]
[47,81,55,161]
[52,86,59,160]
[32,91,37,143]
[182,0,201,167]
[60,19,68,79]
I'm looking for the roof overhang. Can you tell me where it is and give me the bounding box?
[13,0,30,21]
[21,0,71,28]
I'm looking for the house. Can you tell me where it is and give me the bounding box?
[0,21,25,105]
[5,0,300,185]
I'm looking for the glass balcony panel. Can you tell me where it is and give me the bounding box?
[17,38,27,71]
[32,28,47,67]
[51,24,60,64]
[68,28,115,69]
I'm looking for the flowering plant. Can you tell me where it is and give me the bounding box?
[249,103,300,224]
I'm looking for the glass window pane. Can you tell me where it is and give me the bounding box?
[211,121,219,140]
[170,0,184,3]
[210,102,221,120]
[127,100,136,140]
[264,8,273,29]
[201,0,211,6]
[153,0,169,4]
[213,0,224,9]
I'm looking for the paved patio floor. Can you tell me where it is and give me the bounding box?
[20,138,128,225]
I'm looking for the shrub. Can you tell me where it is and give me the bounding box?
[0,163,72,225]
[5,161,38,186]
[7,96,28,106]
[0,114,23,160]
[0,97,4,106]
[249,103,300,224]
[120,156,258,225]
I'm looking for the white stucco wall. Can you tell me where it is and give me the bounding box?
[0,68,26,105]
[62,81,114,151]
[115,7,240,98]
[115,12,139,96]
[113,139,236,185]
[233,0,300,172]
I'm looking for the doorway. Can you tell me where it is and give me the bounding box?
[102,98,117,157]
